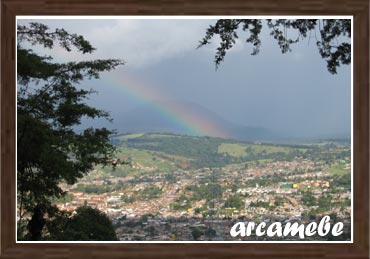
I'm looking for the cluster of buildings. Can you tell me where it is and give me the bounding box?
[54,154,351,241]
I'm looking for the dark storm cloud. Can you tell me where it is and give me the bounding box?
[17,18,351,139]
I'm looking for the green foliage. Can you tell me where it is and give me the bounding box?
[301,191,317,206]
[273,196,286,206]
[205,227,217,239]
[16,219,29,241]
[191,228,203,240]
[121,134,230,168]
[55,193,74,204]
[223,195,244,209]
[198,19,262,66]
[73,181,129,194]
[332,173,351,188]
[249,200,270,208]
[17,22,95,54]
[74,184,110,194]
[325,164,350,175]
[170,202,191,211]
[121,194,135,203]
[44,209,72,240]
[198,19,350,74]
[185,183,222,201]
[116,133,312,169]
[169,194,193,211]
[139,186,163,199]
[194,207,201,214]
[17,22,124,240]
[218,143,248,157]
[318,194,332,209]
[47,205,117,241]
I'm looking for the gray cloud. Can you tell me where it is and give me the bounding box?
[17,18,351,139]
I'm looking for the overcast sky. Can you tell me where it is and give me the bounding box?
[18,18,351,139]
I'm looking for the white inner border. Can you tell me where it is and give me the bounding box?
[15,15,354,244]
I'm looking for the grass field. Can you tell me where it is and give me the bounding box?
[145,133,182,138]
[217,143,300,157]
[324,165,350,175]
[224,159,273,170]
[116,133,144,140]
[218,143,248,157]
[109,147,193,175]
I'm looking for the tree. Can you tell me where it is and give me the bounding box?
[205,227,217,240]
[301,191,317,206]
[198,19,350,74]
[17,22,124,240]
[223,195,244,210]
[191,228,203,240]
[47,205,118,241]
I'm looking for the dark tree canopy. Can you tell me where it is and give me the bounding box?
[17,22,124,240]
[198,19,351,74]
[47,205,118,241]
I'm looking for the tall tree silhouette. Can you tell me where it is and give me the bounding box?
[17,23,124,240]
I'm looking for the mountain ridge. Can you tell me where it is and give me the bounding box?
[114,100,279,142]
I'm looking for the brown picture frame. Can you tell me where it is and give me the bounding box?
[1,0,369,258]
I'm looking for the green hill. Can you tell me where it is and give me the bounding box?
[111,133,312,170]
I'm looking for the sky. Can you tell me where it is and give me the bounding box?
[17,18,351,139]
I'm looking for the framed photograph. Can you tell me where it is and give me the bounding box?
[2,0,369,258]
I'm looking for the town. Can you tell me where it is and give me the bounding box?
[55,134,351,241]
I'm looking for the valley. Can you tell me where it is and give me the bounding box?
[57,133,351,241]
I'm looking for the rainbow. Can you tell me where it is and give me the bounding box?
[105,71,231,139]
